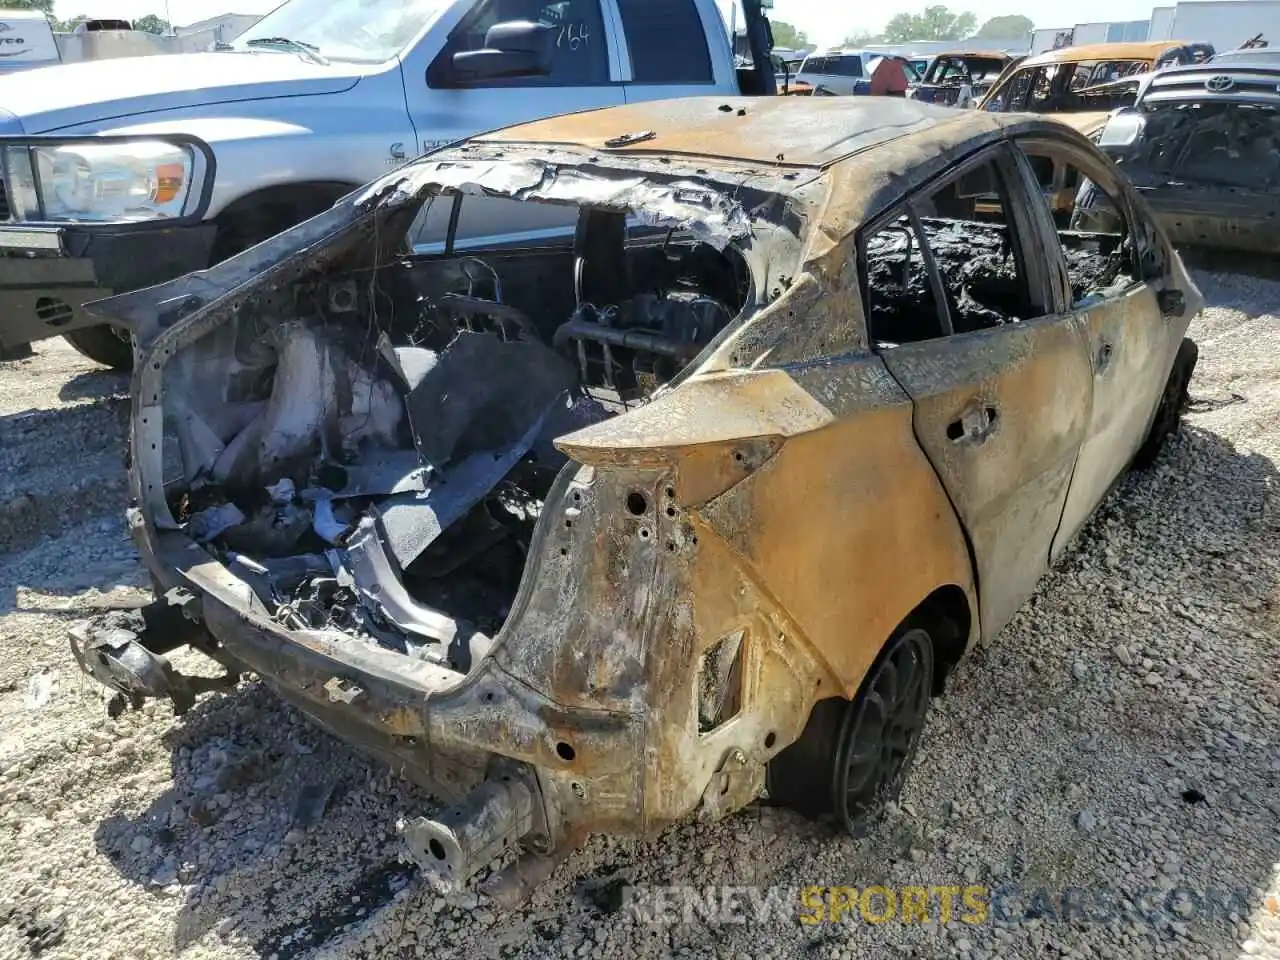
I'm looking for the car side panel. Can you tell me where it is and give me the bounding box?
[694,353,979,699]
[1051,282,1171,556]
[879,315,1094,643]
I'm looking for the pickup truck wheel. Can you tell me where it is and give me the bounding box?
[1133,338,1199,470]
[63,324,134,371]
[63,195,341,372]
[765,623,935,836]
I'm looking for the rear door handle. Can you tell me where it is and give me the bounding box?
[947,405,999,443]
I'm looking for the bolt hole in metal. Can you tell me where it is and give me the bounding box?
[626,491,649,515]
[765,731,777,749]
[556,741,576,762]
[639,527,651,540]
[429,838,448,861]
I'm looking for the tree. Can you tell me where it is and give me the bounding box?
[3,0,53,12]
[844,31,885,46]
[52,12,89,31]
[974,14,1033,40]
[770,20,808,49]
[882,5,978,43]
[133,14,170,34]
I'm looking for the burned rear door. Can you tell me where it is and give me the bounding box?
[1011,136,1188,559]
[863,144,1094,642]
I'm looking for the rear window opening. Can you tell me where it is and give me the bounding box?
[861,146,1140,347]
[157,184,760,675]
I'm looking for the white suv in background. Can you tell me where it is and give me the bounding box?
[795,49,874,94]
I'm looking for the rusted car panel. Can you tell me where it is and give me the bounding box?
[881,315,1095,641]
[1083,62,1280,253]
[481,94,969,167]
[68,96,1200,899]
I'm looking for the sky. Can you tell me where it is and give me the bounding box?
[55,0,1171,45]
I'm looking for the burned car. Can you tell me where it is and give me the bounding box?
[70,97,1202,900]
[1077,59,1280,252]
[908,51,1012,107]
[977,41,1211,136]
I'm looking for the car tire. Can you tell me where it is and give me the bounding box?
[766,622,936,836]
[63,324,134,371]
[1133,338,1199,470]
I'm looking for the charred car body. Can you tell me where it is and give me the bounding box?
[1078,59,1280,252]
[71,97,1202,899]
[978,41,1214,138]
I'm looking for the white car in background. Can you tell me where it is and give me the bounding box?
[794,48,877,94]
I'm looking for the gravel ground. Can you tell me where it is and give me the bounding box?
[0,270,1277,960]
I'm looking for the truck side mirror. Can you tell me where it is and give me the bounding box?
[449,20,554,83]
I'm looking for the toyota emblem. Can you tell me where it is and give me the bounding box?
[1205,75,1235,92]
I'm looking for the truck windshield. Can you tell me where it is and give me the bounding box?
[234,0,450,63]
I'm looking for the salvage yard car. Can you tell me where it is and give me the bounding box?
[908,50,1012,107]
[0,0,775,368]
[978,41,1211,137]
[69,96,1202,900]
[1077,58,1280,252]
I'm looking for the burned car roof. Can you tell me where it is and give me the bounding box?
[1020,40,1194,67]
[476,95,1014,170]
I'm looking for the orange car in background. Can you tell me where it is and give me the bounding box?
[975,41,1212,219]
[978,41,1211,138]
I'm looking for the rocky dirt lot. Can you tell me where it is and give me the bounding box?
[0,268,1277,960]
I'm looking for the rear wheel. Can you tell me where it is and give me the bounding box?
[1133,338,1199,469]
[767,623,936,835]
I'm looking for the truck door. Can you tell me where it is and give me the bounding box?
[864,145,1095,642]
[402,0,625,248]
[616,0,742,101]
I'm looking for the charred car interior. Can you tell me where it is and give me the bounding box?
[142,179,760,677]
[861,150,1136,346]
[910,53,1012,106]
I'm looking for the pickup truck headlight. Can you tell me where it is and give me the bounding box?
[4,138,209,223]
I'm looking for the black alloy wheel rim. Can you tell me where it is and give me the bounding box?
[832,627,934,835]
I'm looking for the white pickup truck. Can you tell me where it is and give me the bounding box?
[0,0,776,368]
